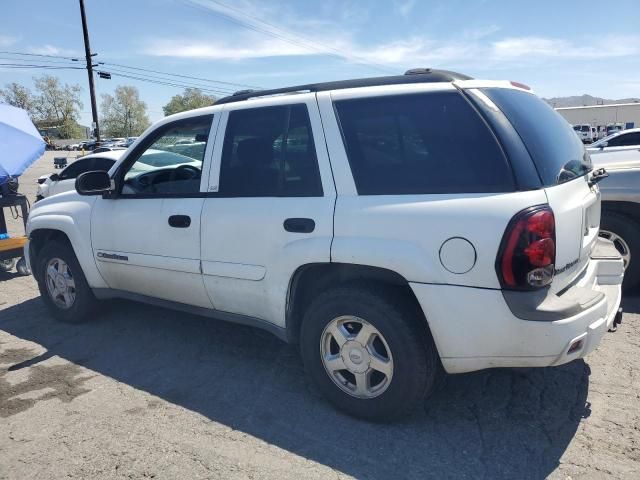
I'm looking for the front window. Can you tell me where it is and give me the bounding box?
[119,115,212,195]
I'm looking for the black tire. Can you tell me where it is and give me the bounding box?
[0,259,16,272]
[300,285,440,421]
[35,240,97,323]
[600,212,640,292]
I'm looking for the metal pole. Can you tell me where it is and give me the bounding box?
[79,0,100,142]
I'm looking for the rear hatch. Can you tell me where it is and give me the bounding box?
[479,87,597,292]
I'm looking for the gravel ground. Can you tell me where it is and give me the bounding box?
[1,153,639,479]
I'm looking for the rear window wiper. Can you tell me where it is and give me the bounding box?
[588,167,608,187]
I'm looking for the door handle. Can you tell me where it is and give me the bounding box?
[168,215,191,228]
[284,218,315,233]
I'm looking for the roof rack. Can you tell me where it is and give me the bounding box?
[215,68,472,105]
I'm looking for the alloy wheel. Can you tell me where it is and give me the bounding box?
[320,315,394,399]
[45,257,76,309]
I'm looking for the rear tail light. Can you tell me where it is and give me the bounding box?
[497,205,555,290]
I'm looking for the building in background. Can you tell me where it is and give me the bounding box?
[556,103,640,131]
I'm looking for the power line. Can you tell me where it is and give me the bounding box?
[101,62,260,89]
[104,67,236,94]
[1,50,260,90]
[0,63,84,70]
[101,70,233,96]
[181,0,396,74]
[0,50,80,61]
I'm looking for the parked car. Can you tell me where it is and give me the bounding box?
[606,123,625,136]
[25,70,623,420]
[573,123,594,143]
[589,128,640,156]
[592,149,640,291]
[92,146,127,154]
[36,151,123,201]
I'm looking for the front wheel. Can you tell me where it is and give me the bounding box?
[600,212,640,292]
[300,285,440,420]
[35,240,97,323]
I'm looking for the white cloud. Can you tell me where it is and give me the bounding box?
[0,35,17,47]
[26,44,78,56]
[142,0,640,74]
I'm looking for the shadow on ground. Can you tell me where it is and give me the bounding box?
[0,297,592,479]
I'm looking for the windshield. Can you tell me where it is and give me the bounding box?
[573,125,581,131]
[581,125,590,132]
[482,88,591,186]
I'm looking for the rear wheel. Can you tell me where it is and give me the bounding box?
[36,240,97,323]
[300,285,440,420]
[600,212,640,291]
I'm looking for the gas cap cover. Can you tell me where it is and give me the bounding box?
[439,237,477,274]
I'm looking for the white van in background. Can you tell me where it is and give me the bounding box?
[573,123,593,143]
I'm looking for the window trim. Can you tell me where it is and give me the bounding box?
[112,114,214,198]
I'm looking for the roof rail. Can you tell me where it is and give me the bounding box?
[215,68,472,105]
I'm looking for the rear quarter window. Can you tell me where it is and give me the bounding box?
[334,91,514,195]
[480,88,591,186]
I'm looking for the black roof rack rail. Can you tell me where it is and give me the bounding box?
[215,68,472,105]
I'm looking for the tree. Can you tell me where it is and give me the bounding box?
[32,75,83,138]
[0,82,35,114]
[100,86,150,137]
[163,88,216,116]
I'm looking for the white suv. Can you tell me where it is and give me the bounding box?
[25,69,624,420]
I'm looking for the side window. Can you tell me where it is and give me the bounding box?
[92,157,116,172]
[613,132,640,146]
[120,115,213,196]
[335,92,513,195]
[59,159,92,180]
[607,134,625,147]
[218,104,323,197]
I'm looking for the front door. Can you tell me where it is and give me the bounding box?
[91,114,217,308]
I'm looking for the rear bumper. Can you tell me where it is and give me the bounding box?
[410,238,623,374]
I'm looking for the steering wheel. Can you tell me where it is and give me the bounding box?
[170,164,201,182]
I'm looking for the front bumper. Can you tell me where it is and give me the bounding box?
[410,238,623,374]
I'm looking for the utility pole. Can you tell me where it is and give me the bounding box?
[79,0,100,142]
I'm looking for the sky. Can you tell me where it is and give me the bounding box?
[1,0,639,126]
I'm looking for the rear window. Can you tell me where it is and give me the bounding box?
[334,91,514,195]
[482,88,591,186]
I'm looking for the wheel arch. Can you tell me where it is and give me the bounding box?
[601,200,640,221]
[285,263,433,345]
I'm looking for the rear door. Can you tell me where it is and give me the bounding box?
[480,87,598,291]
[200,94,335,326]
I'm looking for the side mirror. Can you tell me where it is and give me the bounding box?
[599,141,608,149]
[49,173,59,182]
[75,170,113,196]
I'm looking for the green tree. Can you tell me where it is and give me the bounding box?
[32,75,83,138]
[0,82,35,115]
[100,85,150,137]
[162,88,216,116]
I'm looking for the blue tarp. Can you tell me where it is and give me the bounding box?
[0,103,45,186]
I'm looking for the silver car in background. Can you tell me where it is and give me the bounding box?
[596,150,640,290]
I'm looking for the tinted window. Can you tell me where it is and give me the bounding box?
[334,92,513,195]
[92,157,117,171]
[608,132,640,147]
[482,88,591,186]
[59,159,93,180]
[120,115,212,195]
[219,104,322,197]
